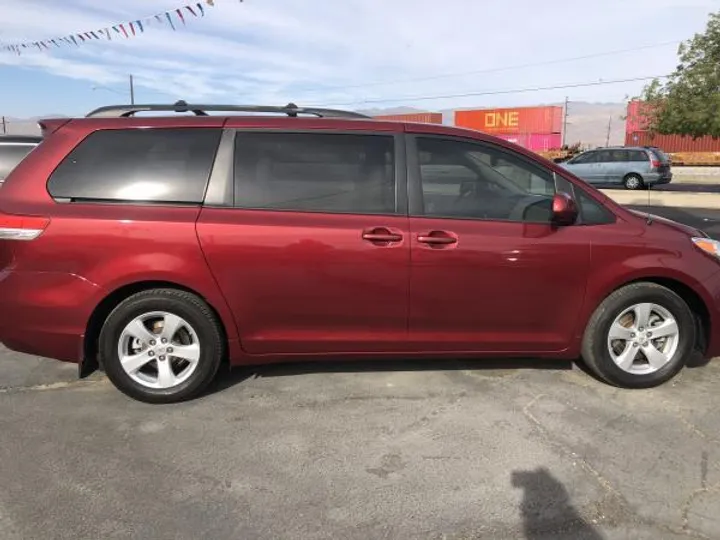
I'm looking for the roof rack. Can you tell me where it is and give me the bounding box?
[85,100,369,119]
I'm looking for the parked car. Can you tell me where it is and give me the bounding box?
[0,135,41,187]
[0,102,717,403]
[560,146,672,190]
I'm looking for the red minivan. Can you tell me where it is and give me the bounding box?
[1,102,719,403]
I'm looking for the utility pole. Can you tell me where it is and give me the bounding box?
[605,116,612,147]
[561,96,569,147]
[129,74,135,105]
[1,116,6,135]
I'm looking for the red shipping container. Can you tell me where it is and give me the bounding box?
[626,131,720,153]
[455,106,562,135]
[495,133,562,152]
[626,100,651,133]
[373,112,443,124]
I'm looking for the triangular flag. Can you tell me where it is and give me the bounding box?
[136,20,144,32]
[78,34,86,42]
[196,3,205,16]
[155,14,163,23]
[119,24,129,38]
[176,8,186,25]
[113,26,121,34]
[186,5,197,17]
[90,31,99,40]
[105,28,111,40]
[51,39,59,47]
[165,12,176,31]
[129,22,136,36]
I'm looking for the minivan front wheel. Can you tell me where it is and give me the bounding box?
[581,283,695,388]
[99,289,224,403]
[624,173,645,190]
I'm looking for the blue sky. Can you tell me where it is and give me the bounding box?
[0,0,718,119]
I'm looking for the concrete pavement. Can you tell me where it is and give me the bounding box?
[1,344,719,540]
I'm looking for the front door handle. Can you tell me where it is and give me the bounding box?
[417,231,458,246]
[362,227,403,244]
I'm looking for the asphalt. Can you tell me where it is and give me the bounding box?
[2,198,720,540]
[1,341,720,539]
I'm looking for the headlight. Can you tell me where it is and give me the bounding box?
[692,237,720,259]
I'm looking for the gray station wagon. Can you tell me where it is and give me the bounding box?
[560,146,672,190]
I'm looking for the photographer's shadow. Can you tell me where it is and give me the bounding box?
[512,467,604,540]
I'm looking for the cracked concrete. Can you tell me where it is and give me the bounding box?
[0,344,719,539]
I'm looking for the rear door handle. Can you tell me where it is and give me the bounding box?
[362,227,403,243]
[417,231,458,245]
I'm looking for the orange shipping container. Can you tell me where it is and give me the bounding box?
[455,106,562,135]
[373,112,443,124]
[626,131,720,153]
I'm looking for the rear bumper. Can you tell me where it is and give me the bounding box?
[646,172,673,185]
[0,270,100,363]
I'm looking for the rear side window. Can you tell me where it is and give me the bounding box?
[627,150,649,162]
[233,132,396,214]
[48,129,222,203]
[0,144,36,180]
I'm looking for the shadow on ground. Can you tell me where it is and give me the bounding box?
[512,467,604,540]
[209,357,576,395]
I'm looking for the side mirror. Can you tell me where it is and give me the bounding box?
[552,192,578,226]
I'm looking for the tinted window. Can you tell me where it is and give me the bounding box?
[233,132,395,214]
[627,150,649,162]
[572,152,597,164]
[0,144,36,180]
[595,150,615,163]
[577,190,615,225]
[48,129,222,203]
[416,137,555,223]
[608,150,629,162]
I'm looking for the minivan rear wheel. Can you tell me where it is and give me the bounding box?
[581,283,695,388]
[99,289,224,403]
[624,173,644,190]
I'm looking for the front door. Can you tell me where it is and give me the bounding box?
[407,135,591,353]
[198,130,409,354]
[567,151,601,184]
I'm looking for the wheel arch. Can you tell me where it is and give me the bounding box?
[582,275,711,356]
[82,280,230,375]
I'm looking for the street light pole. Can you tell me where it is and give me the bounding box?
[129,74,135,105]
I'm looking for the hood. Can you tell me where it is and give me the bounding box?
[627,209,706,238]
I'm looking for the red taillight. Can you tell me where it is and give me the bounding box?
[651,159,661,169]
[0,213,49,241]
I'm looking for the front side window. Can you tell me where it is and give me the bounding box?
[47,129,222,203]
[233,132,396,214]
[416,137,557,223]
[571,152,597,165]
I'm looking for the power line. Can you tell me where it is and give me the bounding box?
[320,75,669,106]
[295,40,681,95]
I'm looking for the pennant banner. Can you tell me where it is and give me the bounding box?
[1,1,215,55]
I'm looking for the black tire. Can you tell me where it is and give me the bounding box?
[623,173,645,190]
[99,289,224,403]
[581,282,695,388]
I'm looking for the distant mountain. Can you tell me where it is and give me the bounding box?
[360,102,628,148]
